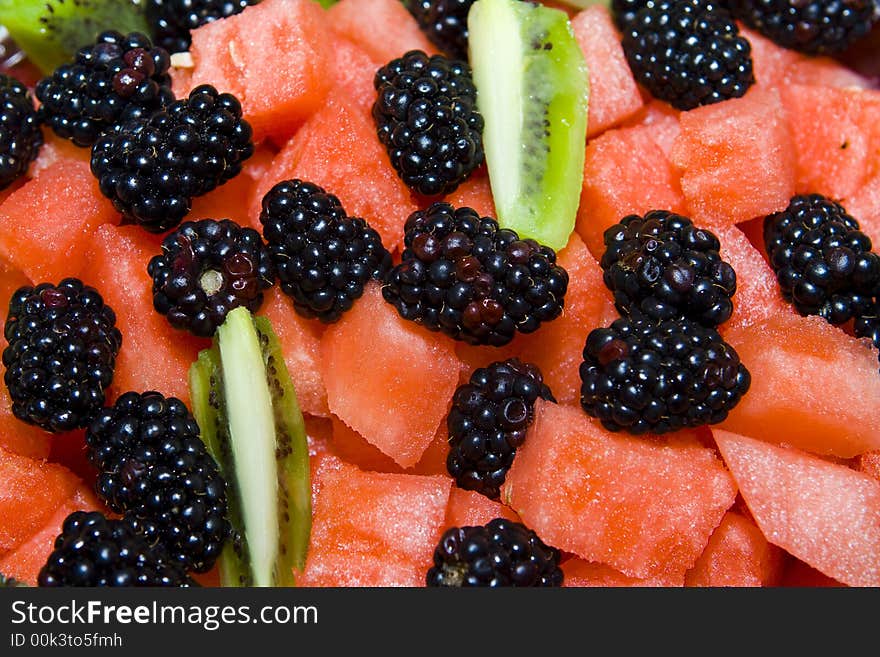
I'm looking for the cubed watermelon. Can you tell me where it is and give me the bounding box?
[714,429,880,587]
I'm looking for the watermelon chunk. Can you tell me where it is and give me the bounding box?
[713,429,880,587]
[0,486,101,585]
[571,5,643,138]
[444,488,519,530]
[298,454,451,587]
[0,157,118,283]
[562,558,669,587]
[685,511,785,587]
[260,289,328,418]
[78,224,209,405]
[577,123,686,261]
[186,0,334,143]
[0,446,80,554]
[330,36,383,112]
[502,402,737,583]
[250,90,418,253]
[320,282,460,469]
[720,312,880,458]
[780,85,877,201]
[670,87,796,227]
[327,0,437,65]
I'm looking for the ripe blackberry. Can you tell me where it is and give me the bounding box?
[426,518,563,587]
[601,210,737,328]
[0,74,42,190]
[610,0,651,30]
[91,84,254,233]
[382,202,569,346]
[86,391,230,574]
[35,31,173,148]
[146,0,261,55]
[3,279,122,433]
[259,179,392,323]
[373,50,484,197]
[447,358,554,500]
[763,194,880,325]
[149,219,275,337]
[579,315,751,434]
[726,0,879,55]
[38,511,194,587]
[621,0,755,110]
[405,0,474,60]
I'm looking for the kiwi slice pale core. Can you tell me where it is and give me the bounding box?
[468,0,589,251]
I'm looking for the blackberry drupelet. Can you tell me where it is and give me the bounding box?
[38,511,194,587]
[426,518,564,587]
[35,31,173,148]
[373,50,484,197]
[763,194,880,325]
[446,358,554,500]
[601,210,737,328]
[86,391,230,574]
[621,0,755,111]
[146,0,261,55]
[726,0,879,55]
[579,315,751,435]
[3,279,122,433]
[0,75,43,190]
[610,0,651,30]
[259,179,392,323]
[382,202,569,346]
[405,0,475,60]
[149,218,275,338]
[91,84,254,233]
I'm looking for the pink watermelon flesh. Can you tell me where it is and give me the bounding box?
[185,0,333,143]
[577,123,687,261]
[571,5,643,138]
[670,86,796,227]
[327,0,437,65]
[719,312,880,458]
[684,511,785,587]
[298,454,451,587]
[444,488,519,530]
[320,282,460,469]
[502,401,737,583]
[562,558,670,587]
[713,429,880,587]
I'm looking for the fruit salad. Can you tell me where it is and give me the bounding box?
[0,0,879,589]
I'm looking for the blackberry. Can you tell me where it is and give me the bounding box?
[405,0,474,60]
[0,74,42,190]
[373,50,484,197]
[38,511,194,587]
[146,0,261,55]
[763,194,880,325]
[621,0,755,111]
[601,210,737,328]
[86,391,230,573]
[610,0,652,30]
[35,31,173,148]
[382,202,569,346]
[726,0,880,55]
[259,179,392,323]
[447,358,554,500]
[3,279,122,433]
[579,315,751,434]
[149,219,275,337]
[91,84,254,233]
[426,518,564,587]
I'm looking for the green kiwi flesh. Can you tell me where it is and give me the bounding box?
[468,0,589,251]
[0,0,150,74]
[189,307,311,587]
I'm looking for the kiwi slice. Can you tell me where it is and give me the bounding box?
[0,0,151,75]
[468,0,589,251]
[189,307,311,587]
